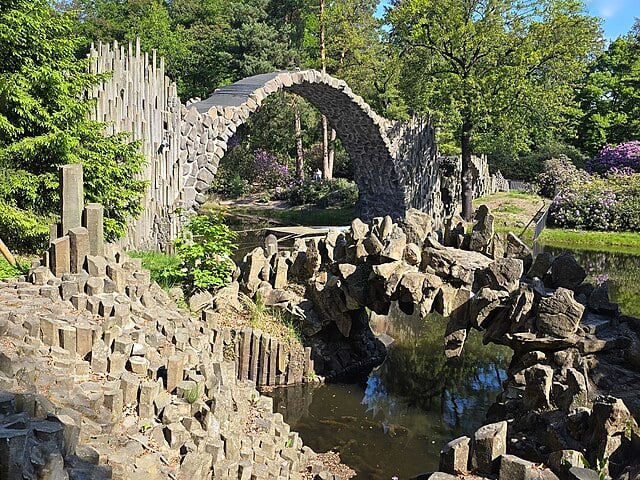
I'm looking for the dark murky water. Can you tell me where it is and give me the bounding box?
[269,306,511,479]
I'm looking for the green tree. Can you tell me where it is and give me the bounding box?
[576,25,640,155]
[388,0,601,219]
[0,0,146,251]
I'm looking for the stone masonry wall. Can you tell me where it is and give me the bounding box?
[88,40,506,251]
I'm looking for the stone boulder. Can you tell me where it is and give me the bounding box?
[527,252,553,279]
[587,282,620,316]
[537,288,585,338]
[473,257,524,294]
[505,232,533,272]
[469,205,495,253]
[468,287,510,330]
[421,246,493,289]
[240,247,269,296]
[380,225,407,262]
[549,253,587,290]
[588,396,637,465]
[443,213,466,248]
[402,208,433,247]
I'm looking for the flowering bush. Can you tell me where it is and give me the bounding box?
[586,141,640,174]
[253,149,290,189]
[548,172,640,232]
[536,155,590,198]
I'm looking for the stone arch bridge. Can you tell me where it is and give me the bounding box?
[89,41,441,249]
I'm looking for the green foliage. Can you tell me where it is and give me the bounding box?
[548,172,640,232]
[127,250,182,289]
[173,214,237,294]
[488,142,588,182]
[537,155,591,198]
[388,0,602,216]
[0,257,29,280]
[0,0,146,251]
[577,28,640,155]
[0,203,51,253]
[281,178,358,208]
[183,383,201,404]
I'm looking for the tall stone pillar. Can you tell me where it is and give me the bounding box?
[60,164,84,235]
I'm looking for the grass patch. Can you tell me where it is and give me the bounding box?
[245,294,304,346]
[127,250,181,289]
[539,229,640,254]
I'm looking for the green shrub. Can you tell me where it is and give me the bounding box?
[0,202,51,253]
[548,172,640,232]
[172,214,237,294]
[127,251,181,289]
[280,178,358,208]
[0,257,29,280]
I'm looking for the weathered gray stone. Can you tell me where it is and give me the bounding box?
[469,205,494,253]
[60,163,84,235]
[189,290,213,311]
[473,420,507,473]
[550,253,587,290]
[50,236,71,277]
[84,203,104,256]
[68,227,89,274]
[537,288,585,338]
[524,364,554,411]
[439,436,470,474]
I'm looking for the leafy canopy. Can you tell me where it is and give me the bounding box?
[0,0,147,251]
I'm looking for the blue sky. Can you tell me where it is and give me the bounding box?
[375,0,640,40]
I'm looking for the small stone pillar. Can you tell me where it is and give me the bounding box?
[264,234,278,257]
[84,203,104,256]
[50,236,71,277]
[60,164,84,235]
[68,227,89,274]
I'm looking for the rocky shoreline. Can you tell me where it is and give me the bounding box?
[2,168,640,479]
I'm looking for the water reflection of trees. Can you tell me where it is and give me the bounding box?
[365,311,511,434]
[545,247,640,317]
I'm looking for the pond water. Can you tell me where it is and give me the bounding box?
[542,245,640,317]
[269,306,512,479]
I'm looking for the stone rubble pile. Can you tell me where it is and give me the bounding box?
[0,167,346,480]
[238,206,640,479]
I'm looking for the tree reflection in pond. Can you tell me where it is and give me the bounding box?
[269,303,511,479]
[544,246,640,317]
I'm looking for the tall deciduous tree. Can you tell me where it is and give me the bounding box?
[577,24,640,155]
[388,0,601,219]
[0,0,146,250]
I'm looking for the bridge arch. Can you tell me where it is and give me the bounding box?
[181,70,434,220]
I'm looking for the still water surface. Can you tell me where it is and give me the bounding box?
[270,306,511,479]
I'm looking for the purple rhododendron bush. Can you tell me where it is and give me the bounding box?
[548,171,640,231]
[586,141,640,174]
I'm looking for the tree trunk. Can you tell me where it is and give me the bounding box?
[294,105,304,180]
[321,115,330,178]
[327,127,336,179]
[461,115,474,221]
[319,0,331,179]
